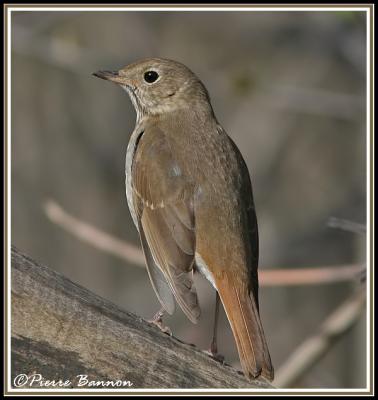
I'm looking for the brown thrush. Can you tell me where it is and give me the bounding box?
[93,58,274,381]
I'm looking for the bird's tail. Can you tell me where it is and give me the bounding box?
[215,274,274,381]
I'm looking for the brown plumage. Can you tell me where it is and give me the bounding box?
[93,58,274,381]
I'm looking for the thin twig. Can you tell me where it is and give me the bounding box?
[44,200,145,267]
[261,265,364,286]
[327,217,366,234]
[43,199,365,286]
[273,289,366,388]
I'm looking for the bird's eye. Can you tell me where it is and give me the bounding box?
[144,70,159,84]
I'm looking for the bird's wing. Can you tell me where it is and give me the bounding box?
[227,135,259,308]
[131,126,200,323]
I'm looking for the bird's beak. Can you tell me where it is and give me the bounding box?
[92,70,124,85]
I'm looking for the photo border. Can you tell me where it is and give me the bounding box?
[4,3,374,396]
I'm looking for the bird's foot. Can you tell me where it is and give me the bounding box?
[205,341,225,363]
[148,309,172,336]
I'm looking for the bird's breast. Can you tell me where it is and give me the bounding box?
[125,123,145,229]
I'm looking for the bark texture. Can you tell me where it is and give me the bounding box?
[11,246,272,389]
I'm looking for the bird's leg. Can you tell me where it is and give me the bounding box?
[208,291,224,362]
[148,308,172,336]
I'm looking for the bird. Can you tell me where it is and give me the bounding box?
[93,58,274,381]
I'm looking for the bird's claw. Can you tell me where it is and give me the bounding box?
[205,341,225,363]
[148,310,172,336]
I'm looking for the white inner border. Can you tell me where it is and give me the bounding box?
[6,5,373,394]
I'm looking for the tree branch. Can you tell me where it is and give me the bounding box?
[273,289,366,388]
[43,199,365,286]
[44,199,145,267]
[11,246,272,390]
[327,217,366,234]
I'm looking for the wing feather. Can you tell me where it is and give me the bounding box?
[131,126,200,322]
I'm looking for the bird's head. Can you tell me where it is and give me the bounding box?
[93,58,212,120]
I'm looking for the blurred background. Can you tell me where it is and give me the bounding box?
[11,10,367,389]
